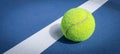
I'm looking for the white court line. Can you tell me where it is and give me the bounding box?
[4,0,108,54]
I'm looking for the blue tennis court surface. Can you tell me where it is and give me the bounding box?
[0,0,120,54]
[42,0,120,54]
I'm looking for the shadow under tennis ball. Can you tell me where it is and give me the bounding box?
[49,23,80,44]
[49,23,63,40]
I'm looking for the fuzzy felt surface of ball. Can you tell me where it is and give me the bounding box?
[61,8,95,42]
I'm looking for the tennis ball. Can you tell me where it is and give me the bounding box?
[61,8,95,42]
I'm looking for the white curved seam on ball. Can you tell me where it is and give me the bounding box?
[65,11,89,36]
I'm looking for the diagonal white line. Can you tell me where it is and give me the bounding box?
[4,0,108,54]
[80,0,108,13]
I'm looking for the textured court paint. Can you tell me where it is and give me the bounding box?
[2,0,87,54]
[0,0,87,53]
[4,0,108,54]
[42,0,120,54]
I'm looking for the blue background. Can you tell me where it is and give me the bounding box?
[0,0,120,54]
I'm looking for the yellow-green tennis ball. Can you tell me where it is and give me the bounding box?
[61,8,95,42]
